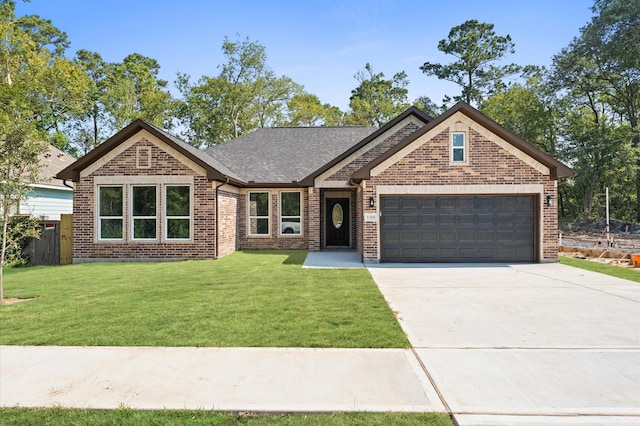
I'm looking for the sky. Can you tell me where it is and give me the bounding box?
[15,0,596,111]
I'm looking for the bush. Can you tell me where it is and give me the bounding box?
[1,216,41,267]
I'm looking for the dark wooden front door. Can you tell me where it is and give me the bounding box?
[326,198,350,246]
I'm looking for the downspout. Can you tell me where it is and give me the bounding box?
[62,179,73,189]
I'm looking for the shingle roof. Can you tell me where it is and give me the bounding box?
[205,126,377,183]
[38,145,76,188]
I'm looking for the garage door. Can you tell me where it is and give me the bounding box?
[380,196,535,262]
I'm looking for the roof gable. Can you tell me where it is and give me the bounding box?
[300,106,432,185]
[351,102,572,182]
[57,120,244,184]
[37,145,76,189]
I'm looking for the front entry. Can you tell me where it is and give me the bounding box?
[326,198,350,247]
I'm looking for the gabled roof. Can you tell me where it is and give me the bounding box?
[299,106,433,185]
[56,119,244,184]
[351,102,573,181]
[37,145,76,189]
[205,126,376,184]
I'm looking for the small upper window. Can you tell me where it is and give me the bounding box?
[452,132,466,163]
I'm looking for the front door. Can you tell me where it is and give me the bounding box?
[326,198,350,247]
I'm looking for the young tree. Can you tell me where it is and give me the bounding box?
[345,63,410,126]
[420,19,520,106]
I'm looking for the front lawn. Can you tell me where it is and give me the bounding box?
[559,255,640,283]
[0,408,453,426]
[0,250,408,348]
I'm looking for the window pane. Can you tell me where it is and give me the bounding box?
[133,186,156,216]
[453,133,465,147]
[250,192,269,216]
[250,218,269,235]
[100,218,122,239]
[99,187,122,216]
[133,218,156,239]
[281,192,300,216]
[453,148,465,162]
[167,218,190,239]
[281,218,301,234]
[166,186,190,216]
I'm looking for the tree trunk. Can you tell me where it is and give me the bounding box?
[0,211,8,303]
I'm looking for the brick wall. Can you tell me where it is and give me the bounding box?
[326,122,419,181]
[73,138,218,261]
[237,189,309,250]
[217,188,239,257]
[362,127,559,261]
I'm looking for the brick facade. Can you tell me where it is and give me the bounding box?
[73,138,217,261]
[67,106,566,263]
[359,126,559,262]
[236,189,309,250]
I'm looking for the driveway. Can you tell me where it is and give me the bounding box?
[368,262,640,425]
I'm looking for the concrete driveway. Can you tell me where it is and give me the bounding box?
[367,262,640,425]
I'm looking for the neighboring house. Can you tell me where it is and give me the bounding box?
[19,145,75,221]
[57,102,572,263]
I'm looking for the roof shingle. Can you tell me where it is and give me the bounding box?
[206,126,376,183]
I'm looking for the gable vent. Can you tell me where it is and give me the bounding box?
[136,146,152,169]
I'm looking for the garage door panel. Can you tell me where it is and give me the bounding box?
[381,195,535,263]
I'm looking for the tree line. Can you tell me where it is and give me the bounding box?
[1,0,638,226]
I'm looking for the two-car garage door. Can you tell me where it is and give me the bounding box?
[380,195,536,262]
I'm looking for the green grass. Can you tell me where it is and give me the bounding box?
[0,408,453,426]
[559,255,640,283]
[0,250,409,348]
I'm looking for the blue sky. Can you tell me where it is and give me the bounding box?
[16,0,595,110]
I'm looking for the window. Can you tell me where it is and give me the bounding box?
[249,192,269,235]
[98,186,123,240]
[165,185,191,240]
[452,132,466,163]
[131,186,157,240]
[280,191,301,235]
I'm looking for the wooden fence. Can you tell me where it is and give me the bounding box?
[24,214,72,265]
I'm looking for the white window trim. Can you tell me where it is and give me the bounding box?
[248,191,270,237]
[163,185,193,242]
[97,185,124,241]
[451,132,467,164]
[279,191,303,237]
[130,185,158,242]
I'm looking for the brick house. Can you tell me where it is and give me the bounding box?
[57,102,572,263]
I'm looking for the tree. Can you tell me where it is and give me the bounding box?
[102,53,174,131]
[286,93,344,126]
[0,0,57,301]
[420,19,520,106]
[552,0,640,220]
[345,63,410,126]
[67,49,109,155]
[481,69,559,154]
[177,35,301,147]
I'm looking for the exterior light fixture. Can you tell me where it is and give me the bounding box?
[546,194,554,207]
[369,196,375,208]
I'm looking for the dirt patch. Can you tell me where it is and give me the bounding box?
[2,297,37,305]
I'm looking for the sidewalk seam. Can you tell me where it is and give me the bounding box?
[410,347,452,415]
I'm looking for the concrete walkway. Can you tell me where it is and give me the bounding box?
[302,250,364,268]
[0,346,444,413]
